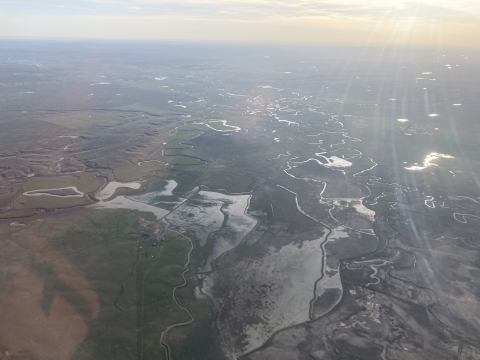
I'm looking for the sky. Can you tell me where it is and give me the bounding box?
[1,0,479,46]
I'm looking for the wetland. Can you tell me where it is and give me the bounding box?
[1,41,480,360]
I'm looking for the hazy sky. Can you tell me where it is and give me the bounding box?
[1,0,479,46]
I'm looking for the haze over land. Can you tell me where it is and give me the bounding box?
[1,1,480,359]
[1,40,480,359]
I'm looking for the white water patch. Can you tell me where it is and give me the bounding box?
[454,213,480,224]
[167,191,258,255]
[155,76,168,80]
[366,261,391,287]
[194,286,208,300]
[236,235,327,355]
[173,105,187,108]
[128,180,180,206]
[404,152,454,170]
[158,180,177,196]
[204,120,241,132]
[59,135,78,139]
[346,259,393,286]
[325,199,376,233]
[311,227,349,319]
[342,134,361,142]
[278,119,299,126]
[315,154,352,168]
[425,196,435,208]
[330,199,376,221]
[96,181,142,200]
[397,119,409,122]
[347,259,393,287]
[89,82,110,85]
[258,85,284,91]
[456,196,480,203]
[352,202,376,222]
[166,192,225,246]
[91,196,169,220]
[138,159,169,166]
[428,114,440,117]
[23,186,84,198]
[274,138,280,142]
[136,180,177,199]
[312,258,343,319]
[201,273,216,299]
[202,193,258,271]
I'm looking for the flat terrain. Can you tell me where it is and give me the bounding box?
[1,41,480,360]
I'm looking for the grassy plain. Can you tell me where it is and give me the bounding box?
[0,207,204,360]
[2,42,480,360]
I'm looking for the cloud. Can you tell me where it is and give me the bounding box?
[2,0,478,23]
[1,0,479,45]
